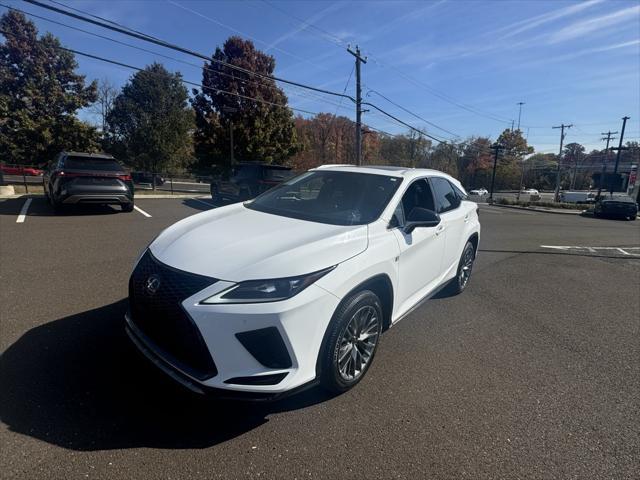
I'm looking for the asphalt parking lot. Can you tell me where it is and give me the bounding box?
[1,196,639,479]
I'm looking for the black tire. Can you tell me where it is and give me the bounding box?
[447,241,476,295]
[319,290,383,394]
[50,195,63,213]
[121,202,134,212]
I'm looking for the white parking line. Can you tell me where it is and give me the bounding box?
[541,245,640,256]
[134,205,152,218]
[16,198,32,223]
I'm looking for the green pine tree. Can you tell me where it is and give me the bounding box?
[0,10,98,165]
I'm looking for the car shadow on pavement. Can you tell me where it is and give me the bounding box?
[182,198,217,211]
[0,299,336,451]
[579,211,636,222]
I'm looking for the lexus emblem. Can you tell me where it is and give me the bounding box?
[145,274,161,295]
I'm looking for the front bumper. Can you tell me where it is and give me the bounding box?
[126,276,340,396]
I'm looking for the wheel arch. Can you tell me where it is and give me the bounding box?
[467,232,479,255]
[315,273,394,378]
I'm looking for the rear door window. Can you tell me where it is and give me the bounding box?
[64,156,124,172]
[430,176,461,213]
[264,167,292,181]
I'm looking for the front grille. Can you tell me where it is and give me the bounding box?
[129,250,218,380]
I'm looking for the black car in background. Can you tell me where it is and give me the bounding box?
[44,152,134,212]
[210,163,293,203]
[593,194,638,220]
[131,171,165,187]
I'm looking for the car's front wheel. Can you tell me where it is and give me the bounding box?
[122,202,134,212]
[320,290,383,393]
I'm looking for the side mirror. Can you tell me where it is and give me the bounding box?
[404,207,441,233]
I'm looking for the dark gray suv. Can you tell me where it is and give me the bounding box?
[210,163,293,204]
[43,152,134,212]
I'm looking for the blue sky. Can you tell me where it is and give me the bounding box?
[6,0,640,153]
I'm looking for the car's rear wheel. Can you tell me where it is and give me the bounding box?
[122,202,134,212]
[48,190,63,213]
[447,241,476,295]
[320,290,382,393]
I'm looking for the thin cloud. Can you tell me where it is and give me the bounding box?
[373,0,448,36]
[508,39,639,70]
[497,0,603,39]
[547,4,640,44]
[265,2,343,52]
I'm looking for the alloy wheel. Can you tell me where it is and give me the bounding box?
[336,305,380,381]
[459,247,475,289]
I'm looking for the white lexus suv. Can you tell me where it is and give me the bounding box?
[126,165,480,399]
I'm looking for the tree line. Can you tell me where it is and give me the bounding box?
[2,10,638,190]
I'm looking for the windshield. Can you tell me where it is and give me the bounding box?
[246,170,403,225]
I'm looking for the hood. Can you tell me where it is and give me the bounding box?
[149,203,368,281]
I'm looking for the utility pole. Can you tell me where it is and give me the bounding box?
[229,120,234,165]
[348,46,367,166]
[597,130,617,198]
[517,156,527,200]
[517,102,525,131]
[222,106,238,165]
[489,143,504,203]
[609,116,630,195]
[552,123,572,202]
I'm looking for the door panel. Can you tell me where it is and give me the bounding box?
[430,177,467,272]
[392,224,446,311]
[391,178,446,314]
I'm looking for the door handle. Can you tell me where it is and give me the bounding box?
[464,214,469,223]
[435,225,445,235]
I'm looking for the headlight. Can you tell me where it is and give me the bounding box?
[201,266,335,304]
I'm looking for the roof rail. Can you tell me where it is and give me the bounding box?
[314,164,355,169]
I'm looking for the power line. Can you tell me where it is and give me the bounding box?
[46,0,162,41]
[17,0,450,148]
[364,55,515,126]
[366,88,459,140]
[47,44,322,116]
[166,0,338,75]
[259,0,347,49]
[22,0,355,102]
[1,4,349,112]
[362,102,445,144]
[257,0,517,127]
